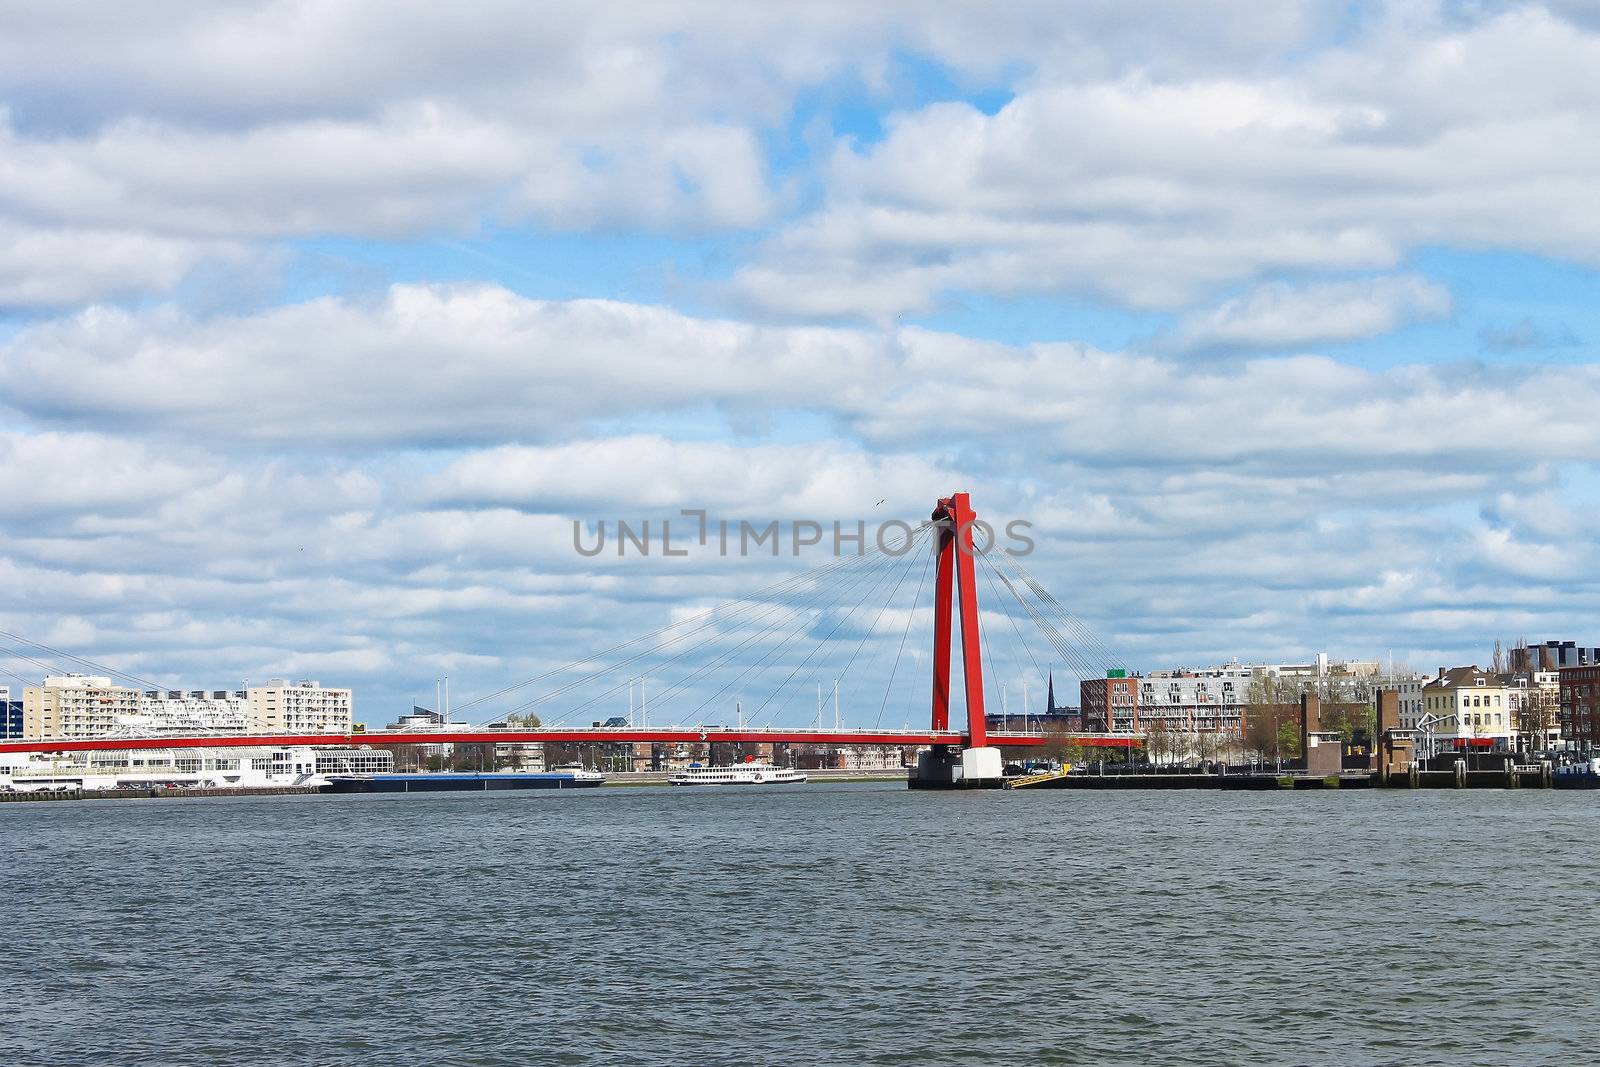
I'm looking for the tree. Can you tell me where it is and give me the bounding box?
[1492,640,1505,674]
[1243,702,1298,763]
[1275,719,1302,763]
[1320,702,1376,755]
[1518,687,1557,752]
[1039,721,1085,767]
[1143,718,1181,766]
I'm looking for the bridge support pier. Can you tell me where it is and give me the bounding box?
[907,745,1005,790]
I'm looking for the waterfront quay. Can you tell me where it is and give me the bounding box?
[1010,763,1576,790]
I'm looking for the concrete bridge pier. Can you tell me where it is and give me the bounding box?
[908,745,1004,789]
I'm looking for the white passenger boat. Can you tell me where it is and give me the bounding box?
[667,762,807,786]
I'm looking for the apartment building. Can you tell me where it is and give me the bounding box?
[1419,666,1513,750]
[246,679,353,734]
[129,690,249,735]
[1137,664,1252,734]
[1397,677,1429,731]
[1505,671,1561,749]
[1080,672,1140,732]
[1558,665,1600,747]
[23,675,142,739]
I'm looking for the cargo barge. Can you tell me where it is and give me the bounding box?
[324,768,605,793]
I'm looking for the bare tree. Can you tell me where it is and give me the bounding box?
[1243,702,1299,764]
[1143,718,1182,766]
[1039,720,1085,767]
[1518,687,1557,753]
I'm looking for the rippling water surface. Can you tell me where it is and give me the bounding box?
[6,783,1599,1065]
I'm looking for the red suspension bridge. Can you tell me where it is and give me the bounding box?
[0,493,1139,771]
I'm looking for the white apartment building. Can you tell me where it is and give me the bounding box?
[22,674,353,739]
[1266,653,1383,682]
[1138,664,1253,733]
[1504,671,1561,749]
[246,679,353,734]
[1398,677,1429,731]
[128,690,249,735]
[23,675,142,739]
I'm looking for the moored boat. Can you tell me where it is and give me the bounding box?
[324,767,606,793]
[667,762,807,786]
[1553,757,1600,788]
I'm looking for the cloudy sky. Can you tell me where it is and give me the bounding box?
[2,0,1598,725]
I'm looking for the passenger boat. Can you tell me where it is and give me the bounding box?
[324,766,606,793]
[667,762,807,786]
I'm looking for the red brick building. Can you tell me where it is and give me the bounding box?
[1080,674,1140,733]
[1558,665,1600,746]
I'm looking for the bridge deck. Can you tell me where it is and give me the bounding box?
[0,727,1140,755]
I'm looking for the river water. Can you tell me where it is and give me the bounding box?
[5,783,1598,1065]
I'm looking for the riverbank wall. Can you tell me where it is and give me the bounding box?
[1009,766,1589,790]
[0,785,324,803]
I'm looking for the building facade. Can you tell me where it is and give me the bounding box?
[246,679,353,733]
[0,685,21,739]
[1419,667,1513,750]
[1080,673,1140,732]
[130,690,249,735]
[21,675,353,740]
[1505,671,1561,750]
[1510,641,1600,674]
[1558,665,1600,748]
[1397,677,1429,731]
[23,675,142,739]
[1137,665,1252,734]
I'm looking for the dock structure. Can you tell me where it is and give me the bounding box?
[1005,764,1575,790]
[0,785,322,803]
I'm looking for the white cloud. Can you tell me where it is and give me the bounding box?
[0,220,248,310]
[0,1,1343,304]
[430,435,961,518]
[0,432,213,519]
[731,7,1600,317]
[0,284,891,444]
[7,285,1600,480]
[1169,274,1452,353]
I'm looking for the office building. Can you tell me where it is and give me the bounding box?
[1510,641,1600,674]
[0,685,21,739]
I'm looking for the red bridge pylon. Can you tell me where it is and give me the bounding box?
[930,492,988,748]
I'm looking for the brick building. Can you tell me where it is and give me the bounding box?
[1080,672,1139,732]
[1558,665,1600,747]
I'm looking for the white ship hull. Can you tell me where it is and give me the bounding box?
[667,763,808,786]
